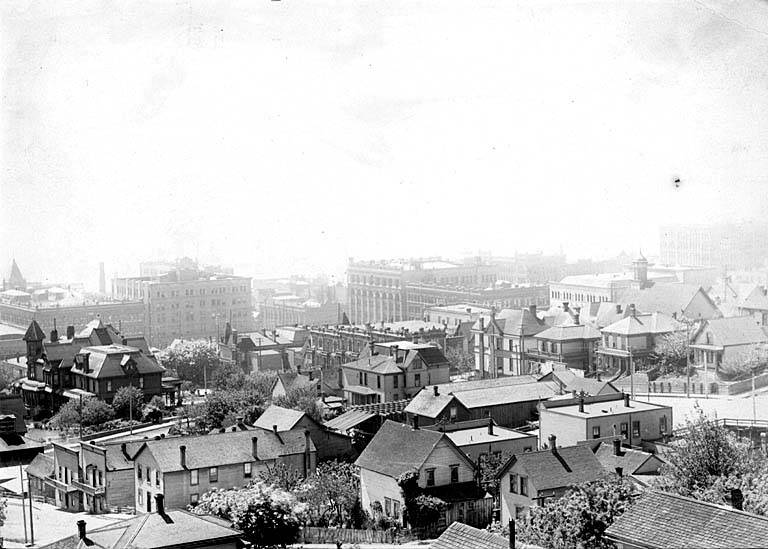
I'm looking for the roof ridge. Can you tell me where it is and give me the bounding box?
[650,490,768,521]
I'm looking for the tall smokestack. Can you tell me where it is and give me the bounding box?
[99,262,106,295]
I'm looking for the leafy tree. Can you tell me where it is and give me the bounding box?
[0,498,6,529]
[718,345,768,381]
[655,404,754,497]
[212,360,249,391]
[396,469,447,529]
[112,386,144,419]
[299,460,360,526]
[49,397,116,430]
[158,340,219,387]
[274,385,322,423]
[198,388,266,430]
[478,450,512,497]
[193,482,307,548]
[517,476,634,549]
[445,346,475,374]
[142,395,166,423]
[80,398,116,426]
[651,331,692,376]
[258,462,306,492]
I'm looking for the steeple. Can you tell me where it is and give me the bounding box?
[23,320,45,342]
[632,250,648,287]
[7,259,26,290]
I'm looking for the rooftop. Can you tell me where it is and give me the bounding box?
[445,425,535,447]
[601,312,684,336]
[498,443,605,492]
[605,490,768,548]
[253,405,309,431]
[542,395,670,419]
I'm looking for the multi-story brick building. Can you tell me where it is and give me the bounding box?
[112,267,253,348]
[258,296,343,330]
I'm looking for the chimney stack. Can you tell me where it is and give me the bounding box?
[368,340,375,356]
[629,303,637,317]
[273,424,279,434]
[155,493,165,515]
[252,436,258,459]
[488,417,494,436]
[730,488,744,511]
[392,345,399,361]
[615,304,622,314]
[67,325,75,339]
[179,445,187,468]
[528,304,537,317]
[573,306,581,325]
[578,396,585,413]
[77,519,87,540]
[613,438,622,456]
[563,302,569,312]
[433,385,439,397]
[412,415,419,430]
[624,393,630,407]
[597,372,601,382]
[615,466,623,477]
[548,434,557,452]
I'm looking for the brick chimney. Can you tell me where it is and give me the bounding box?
[528,304,537,316]
[624,393,630,407]
[252,436,258,459]
[179,445,186,468]
[433,385,439,397]
[488,417,494,436]
[578,395,585,413]
[548,434,557,452]
[155,493,165,515]
[615,304,622,314]
[613,438,622,456]
[615,466,623,477]
[730,488,744,510]
[412,415,419,430]
[628,303,637,317]
[66,325,75,339]
[77,519,87,540]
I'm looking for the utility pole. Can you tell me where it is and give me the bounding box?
[27,470,34,544]
[79,394,84,440]
[19,461,28,545]
[629,347,634,400]
[686,317,692,398]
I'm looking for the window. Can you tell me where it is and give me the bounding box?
[106,380,112,392]
[137,466,142,481]
[520,476,528,496]
[450,465,459,484]
[190,493,199,505]
[592,426,601,439]
[414,373,421,386]
[426,468,435,486]
[98,471,103,486]
[146,468,152,484]
[244,462,252,478]
[393,500,401,517]
[450,406,457,420]
[632,421,641,438]
[139,377,145,388]
[510,473,518,493]
[377,376,381,389]
[190,469,199,486]
[358,372,363,385]
[385,497,392,516]
[393,376,399,389]
[659,415,668,434]
[209,467,218,483]
[620,422,629,439]
[155,471,161,487]
[138,490,143,505]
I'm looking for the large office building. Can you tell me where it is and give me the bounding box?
[112,263,253,347]
[660,222,768,270]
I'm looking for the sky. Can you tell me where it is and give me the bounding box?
[2,0,768,289]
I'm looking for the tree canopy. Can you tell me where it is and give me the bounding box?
[112,386,144,419]
[157,340,219,387]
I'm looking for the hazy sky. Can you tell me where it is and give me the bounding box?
[2,0,768,289]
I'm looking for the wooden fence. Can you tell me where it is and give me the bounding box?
[444,497,495,528]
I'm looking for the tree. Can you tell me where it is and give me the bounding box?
[212,361,249,391]
[48,397,116,430]
[445,346,475,374]
[112,386,144,419]
[142,395,166,423]
[274,385,322,423]
[478,450,512,497]
[396,469,447,529]
[157,340,219,387]
[193,482,307,548]
[718,345,768,381]
[516,476,634,549]
[651,331,692,376]
[258,462,306,492]
[299,460,360,526]
[656,404,754,497]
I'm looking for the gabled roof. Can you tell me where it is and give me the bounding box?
[498,444,605,492]
[455,381,558,409]
[253,405,311,431]
[134,428,314,474]
[40,509,241,549]
[431,522,509,549]
[483,308,547,337]
[355,420,472,479]
[740,286,768,311]
[404,390,457,418]
[616,284,718,318]
[26,452,54,479]
[344,355,404,374]
[324,409,375,432]
[547,369,619,396]
[602,312,683,336]
[594,441,663,475]
[693,316,768,347]
[605,490,768,548]
[23,320,45,342]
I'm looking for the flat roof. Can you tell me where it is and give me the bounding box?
[545,398,670,419]
[446,426,535,447]
[426,304,493,314]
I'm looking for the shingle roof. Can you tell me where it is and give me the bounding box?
[550,369,619,396]
[324,409,375,432]
[23,320,45,342]
[40,509,241,549]
[534,324,601,341]
[486,308,547,337]
[594,441,661,475]
[455,381,558,409]
[615,284,716,318]
[498,444,605,492]
[355,420,463,479]
[26,452,53,479]
[739,286,768,311]
[430,522,508,549]
[605,491,768,548]
[71,346,165,379]
[602,313,683,336]
[404,391,457,418]
[136,428,313,473]
[693,316,768,347]
[344,355,404,374]
[253,405,307,431]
